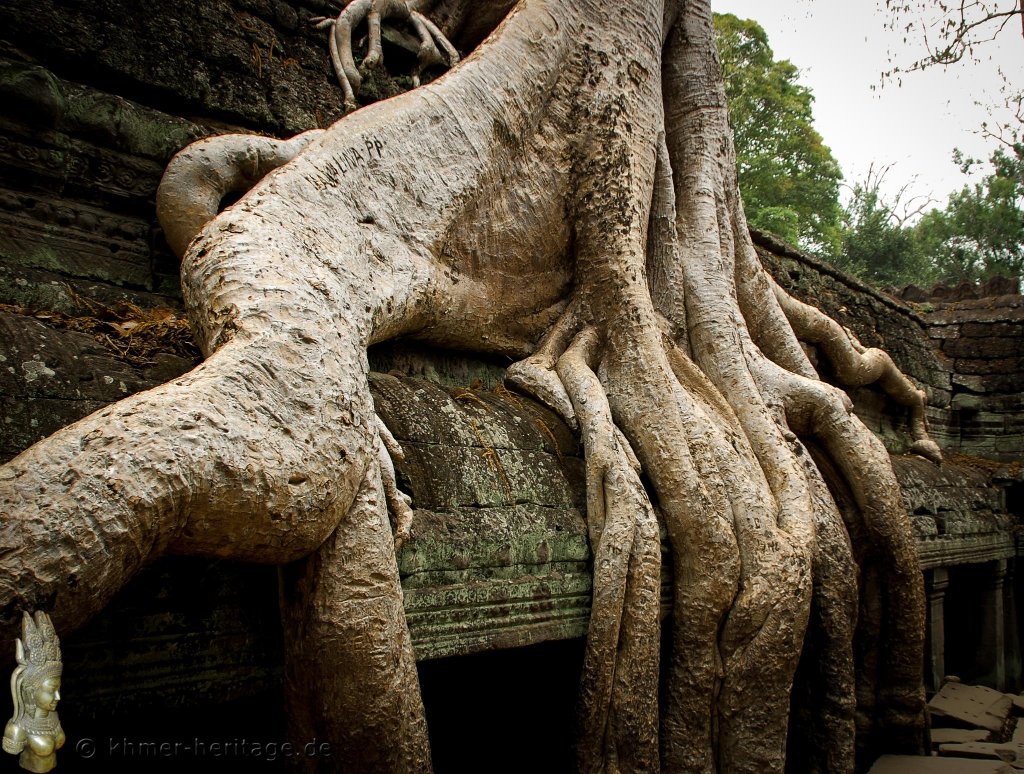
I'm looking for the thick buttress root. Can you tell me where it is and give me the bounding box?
[0,334,378,631]
[508,269,928,771]
[280,464,431,773]
[504,0,933,769]
[557,328,661,771]
[156,133,417,551]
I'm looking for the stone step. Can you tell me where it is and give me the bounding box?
[938,742,1024,768]
[869,755,1014,773]
[931,729,991,745]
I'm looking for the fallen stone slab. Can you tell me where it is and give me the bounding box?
[1014,721,1024,744]
[931,729,991,745]
[938,742,1024,768]
[869,755,1013,773]
[930,682,1015,732]
[1013,695,1024,714]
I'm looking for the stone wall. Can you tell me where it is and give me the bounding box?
[0,0,347,331]
[754,231,1024,464]
[923,295,1024,461]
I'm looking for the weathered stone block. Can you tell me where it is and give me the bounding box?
[0,0,347,135]
[930,682,1015,732]
[0,310,194,460]
[961,322,1020,338]
[944,336,1024,360]
[929,324,962,340]
[931,729,992,745]
[955,357,1024,377]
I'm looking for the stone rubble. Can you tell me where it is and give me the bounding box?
[929,682,1015,732]
[871,682,1024,771]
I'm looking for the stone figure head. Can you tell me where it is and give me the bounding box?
[3,612,64,773]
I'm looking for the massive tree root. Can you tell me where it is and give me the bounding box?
[0,0,935,771]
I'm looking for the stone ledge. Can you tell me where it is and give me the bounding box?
[913,533,1017,571]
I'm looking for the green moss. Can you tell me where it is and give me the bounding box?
[63,89,205,162]
[0,62,66,127]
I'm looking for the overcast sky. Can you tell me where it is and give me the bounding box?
[712,0,1021,214]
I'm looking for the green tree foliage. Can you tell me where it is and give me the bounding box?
[835,146,1023,288]
[713,9,1022,290]
[835,169,938,287]
[713,13,844,254]
[914,144,1024,283]
[874,0,1023,288]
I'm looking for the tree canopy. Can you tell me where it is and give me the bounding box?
[833,169,936,287]
[713,13,844,254]
[915,144,1024,283]
[828,145,1024,289]
[714,8,1023,290]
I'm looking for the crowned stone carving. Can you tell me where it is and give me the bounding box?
[4,612,65,773]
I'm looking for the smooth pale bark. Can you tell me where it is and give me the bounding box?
[0,0,933,770]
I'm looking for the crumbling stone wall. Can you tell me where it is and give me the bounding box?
[923,295,1024,462]
[754,231,1024,465]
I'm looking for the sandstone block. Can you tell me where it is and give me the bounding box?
[930,682,1015,732]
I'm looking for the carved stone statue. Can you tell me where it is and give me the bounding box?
[3,612,64,773]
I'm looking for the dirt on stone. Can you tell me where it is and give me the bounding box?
[0,292,200,367]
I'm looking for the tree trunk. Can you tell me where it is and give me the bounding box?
[0,0,934,770]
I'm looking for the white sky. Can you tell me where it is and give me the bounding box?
[712,0,1022,213]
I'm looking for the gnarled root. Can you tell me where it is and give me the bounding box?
[499,1,929,770]
[375,413,415,550]
[157,130,324,258]
[0,329,429,769]
[509,316,824,771]
[505,297,582,429]
[280,463,430,773]
[772,284,943,464]
[156,134,414,552]
[777,369,928,760]
[312,0,460,110]
[556,328,661,772]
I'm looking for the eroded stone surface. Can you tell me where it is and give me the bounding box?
[931,729,992,745]
[0,311,194,461]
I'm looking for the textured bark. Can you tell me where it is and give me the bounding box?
[0,0,935,771]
